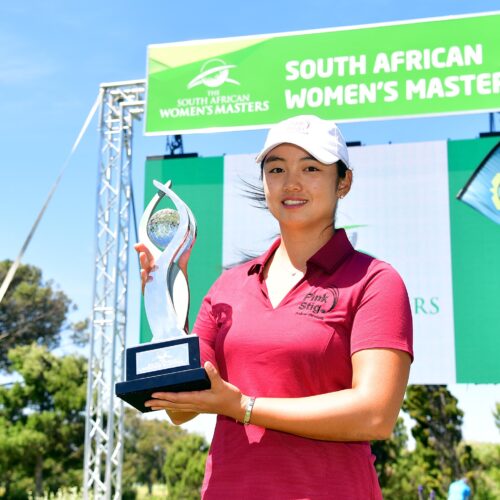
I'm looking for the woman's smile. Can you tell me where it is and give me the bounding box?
[282,198,308,207]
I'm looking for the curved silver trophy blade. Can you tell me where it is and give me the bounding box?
[153,180,197,332]
[139,180,197,341]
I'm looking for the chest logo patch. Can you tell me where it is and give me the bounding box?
[296,287,339,317]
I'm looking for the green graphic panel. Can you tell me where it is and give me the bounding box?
[146,13,500,133]
[448,137,500,383]
[140,156,224,343]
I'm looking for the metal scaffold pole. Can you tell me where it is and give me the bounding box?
[489,111,500,132]
[83,80,145,500]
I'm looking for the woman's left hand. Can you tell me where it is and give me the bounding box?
[145,361,248,422]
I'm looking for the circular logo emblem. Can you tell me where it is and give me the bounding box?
[187,59,240,89]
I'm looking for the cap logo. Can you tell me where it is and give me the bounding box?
[288,118,310,135]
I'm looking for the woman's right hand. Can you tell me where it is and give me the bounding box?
[134,243,156,294]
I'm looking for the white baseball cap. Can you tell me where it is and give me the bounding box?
[256,115,350,167]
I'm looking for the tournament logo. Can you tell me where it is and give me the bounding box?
[296,287,339,317]
[158,57,269,120]
[187,59,240,89]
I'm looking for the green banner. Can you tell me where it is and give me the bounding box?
[145,11,500,134]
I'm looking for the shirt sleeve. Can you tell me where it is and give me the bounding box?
[350,262,413,361]
[192,279,219,368]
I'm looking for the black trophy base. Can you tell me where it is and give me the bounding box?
[115,366,210,413]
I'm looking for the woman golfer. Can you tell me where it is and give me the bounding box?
[136,114,413,499]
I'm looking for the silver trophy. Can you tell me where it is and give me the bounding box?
[116,180,210,412]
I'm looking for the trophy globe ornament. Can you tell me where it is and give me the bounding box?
[115,180,210,412]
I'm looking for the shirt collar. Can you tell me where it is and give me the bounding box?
[247,237,281,278]
[306,228,355,274]
[247,228,354,277]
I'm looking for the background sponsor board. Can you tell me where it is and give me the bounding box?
[146,12,500,134]
[140,138,500,383]
[448,137,500,383]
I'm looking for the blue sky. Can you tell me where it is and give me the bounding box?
[0,1,499,443]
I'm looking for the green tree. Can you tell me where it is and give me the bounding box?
[468,442,500,500]
[0,261,71,370]
[371,416,433,498]
[403,385,465,498]
[164,433,209,499]
[0,344,87,498]
[123,409,185,495]
[372,417,408,488]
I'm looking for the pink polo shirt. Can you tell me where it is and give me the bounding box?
[194,229,413,499]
